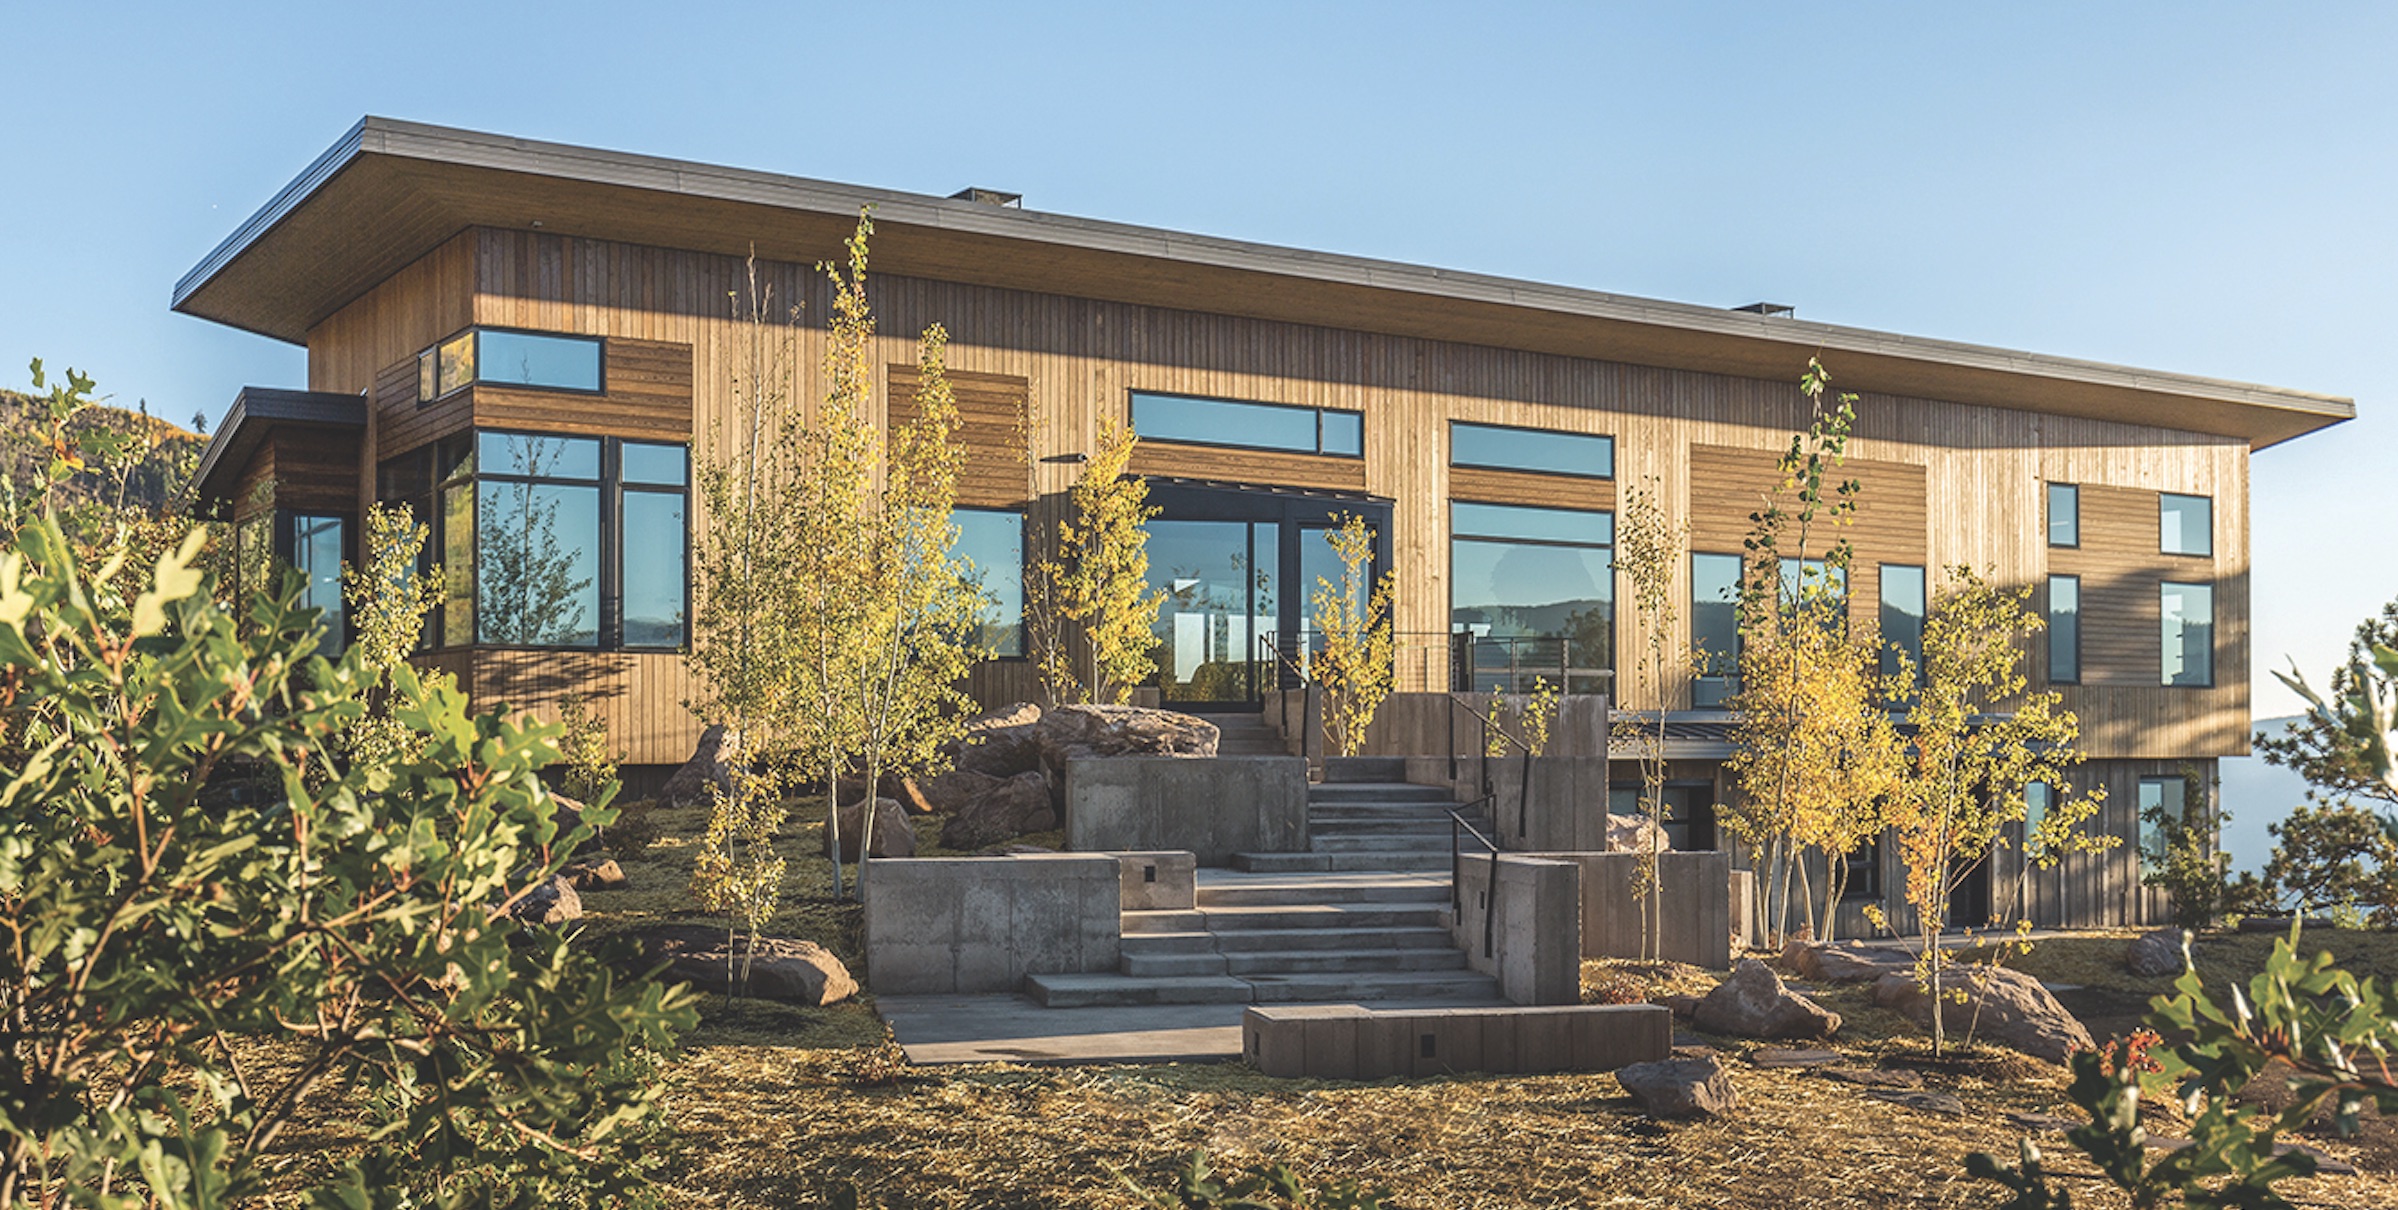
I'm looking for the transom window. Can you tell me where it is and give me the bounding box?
[417,329,604,403]
[1449,421,1614,479]
[2160,493,2212,557]
[1129,391,1362,458]
[379,430,687,651]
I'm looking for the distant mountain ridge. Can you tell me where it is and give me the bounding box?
[0,388,204,512]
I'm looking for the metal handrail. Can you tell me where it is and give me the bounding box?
[1446,693,1538,843]
[1449,801,1501,960]
[1254,632,1318,770]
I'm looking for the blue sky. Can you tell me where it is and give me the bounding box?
[4,2,2392,715]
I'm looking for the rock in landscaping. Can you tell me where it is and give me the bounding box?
[1749,1047,1843,1068]
[1606,812,1673,854]
[1035,704,1219,770]
[660,725,740,807]
[2126,927,2190,977]
[1814,1066,1923,1089]
[1693,959,1843,1040]
[825,797,917,861]
[909,768,1004,815]
[1617,1054,1738,1119]
[1657,993,1703,1020]
[938,771,1057,850]
[508,875,582,926]
[950,702,1045,777]
[627,924,857,1005]
[2004,1111,2079,1133]
[1783,939,1912,983]
[559,857,626,891]
[1870,966,2094,1065]
[1869,1088,1966,1116]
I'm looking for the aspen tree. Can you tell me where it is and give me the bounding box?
[1610,477,1685,959]
[1311,512,1396,757]
[1027,419,1164,704]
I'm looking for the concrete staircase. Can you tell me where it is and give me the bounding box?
[1023,869,1502,1008]
[1232,781,1490,874]
[1207,711,1292,756]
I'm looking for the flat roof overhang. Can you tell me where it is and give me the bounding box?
[174,118,2355,450]
[190,387,366,509]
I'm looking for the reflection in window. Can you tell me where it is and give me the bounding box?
[2138,776,2188,871]
[1450,501,1612,693]
[289,513,347,656]
[2049,575,2081,684]
[2160,493,2212,557]
[420,329,604,402]
[953,508,1025,657]
[2048,482,2079,547]
[1450,421,1614,479]
[1146,519,1279,703]
[1879,563,1925,683]
[621,491,686,648]
[1129,391,1363,458]
[2025,782,2053,839]
[1691,552,1743,707]
[2161,581,2214,687]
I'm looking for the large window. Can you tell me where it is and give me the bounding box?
[2160,493,2213,557]
[380,431,688,651]
[1450,501,1612,693]
[1129,391,1362,457]
[1691,552,1743,707]
[2048,482,2079,548]
[1449,421,1614,479]
[418,329,603,403]
[1879,563,1925,683]
[954,507,1025,657]
[288,513,348,656]
[2161,581,2214,687]
[2138,775,2188,871]
[2048,575,2081,684]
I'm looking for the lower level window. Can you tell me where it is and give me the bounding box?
[288,513,348,656]
[2137,775,2188,871]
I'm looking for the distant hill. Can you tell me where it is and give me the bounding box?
[0,388,206,513]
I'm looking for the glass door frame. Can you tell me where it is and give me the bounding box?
[1143,479,1393,709]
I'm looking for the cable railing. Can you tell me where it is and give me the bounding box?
[1260,630,1615,696]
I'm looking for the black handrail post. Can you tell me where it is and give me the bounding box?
[1450,814,1461,916]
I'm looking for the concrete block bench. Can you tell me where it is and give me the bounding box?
[1243,1002,1670,1079]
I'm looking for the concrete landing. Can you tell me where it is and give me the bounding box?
[877,993,1510,1065]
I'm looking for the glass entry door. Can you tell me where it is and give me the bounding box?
[1148,520,1279,707]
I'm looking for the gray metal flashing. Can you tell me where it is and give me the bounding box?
[189,387,366,507]
[173,117,2356,444]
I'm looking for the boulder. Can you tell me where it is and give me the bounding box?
[939,771,1057,850]
[1606,812,1673,854]
[560,857,626,891]
[508,875,582,926]
[1784,939,1913,983]
[2126,928,2190,977]
[627,924,857,1005]
[951,703,1046,778]
[1870,966,2094,1065]
[1657,993,1703,1020]
[660,725,740,807]
[1616,1054,1738,1119]
[1693,959,1842,1040]
[910,768,1005,815]
[825,797,917,861]
[1035,704,1219,770]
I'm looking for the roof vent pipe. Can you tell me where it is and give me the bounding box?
[1733,302,1795,318]
[949,187,1023,208]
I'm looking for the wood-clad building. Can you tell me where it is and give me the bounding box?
[179,118,2353,929]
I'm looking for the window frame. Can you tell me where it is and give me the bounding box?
[1448,420,1616,480]
[416,327,608,406]
[1127,390,1365,459]
[1878,562,1926,685]
[2159,579,2215,689]
[1690,551,1745,707]
[952,504,1028,660]
[1447,499,1616,694]
[2048,574,2082,685]
[2159,492,2214,558]
[2137,775,2190,872]
[2047,482,2080,549]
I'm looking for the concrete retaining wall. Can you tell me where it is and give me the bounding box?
[1558,850,1735,970]
[1243,1003,1671,1078]
[1112,850,1197,911]
[1267,691,1608,767]
[861,854,1121,995]
[1482,756,1611,851]
[1064,756,1308,864]
[1450,853,1582,1005]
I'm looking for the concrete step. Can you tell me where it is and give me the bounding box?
[1230,851,1456,874]
[1206,924,1457,952]
[1196,873,1450,908]
[1025,972,1253,1008]
[1307,834,1452,854]
[1244,970,1503,1003]
[1308,803,1471,820]
[1121,951,1231,977]
[1122,909,1207,934]
[1224,947,1469,976]
[1307,783,1456,804]
[1219,743,1290,755]
[1118,931,1218,955]
[1198,902,1451,930]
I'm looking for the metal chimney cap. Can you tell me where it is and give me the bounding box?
[948,187,1023,208]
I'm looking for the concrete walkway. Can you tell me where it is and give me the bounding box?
[877,992,1511,1065]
